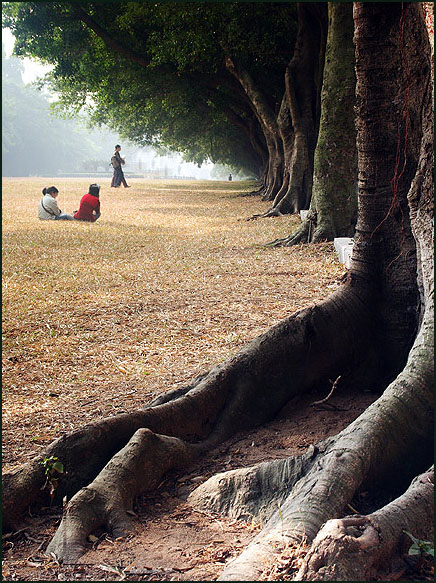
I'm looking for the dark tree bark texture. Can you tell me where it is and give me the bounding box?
[245,2,328,216]
[272,3,357,246]
[224,55,285,201]
[2,3,433,580]
[295,468,434,581]
[269,3,328,214]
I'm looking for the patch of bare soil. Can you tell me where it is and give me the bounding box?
[3,388,431,582]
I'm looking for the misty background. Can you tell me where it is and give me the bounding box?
[2,29,238,180]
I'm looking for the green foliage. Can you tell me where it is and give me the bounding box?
[2,2,298,176]
[404,531,434,557]
[40,456,64,501]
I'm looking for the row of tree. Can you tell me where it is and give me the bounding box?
[3,2,357,241]
[2,3,433,579]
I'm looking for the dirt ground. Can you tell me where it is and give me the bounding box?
[2,179,432,581]
[4,389,432,582]
[3,387,380,582]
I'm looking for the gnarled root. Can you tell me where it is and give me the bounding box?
[266,221,311,247]
[239,186,265,197]
[3,289,367,534]
[266,224,310,247]
[188,444,319,523]
[246,207,282,221]
[2,411,155,531]
[190,319,433,581]
[46,428,197,563]
[295,468,434,581]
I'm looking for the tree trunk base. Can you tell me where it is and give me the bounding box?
[240,187,265,197]
[247,207,283,221]
[266,221,310,246]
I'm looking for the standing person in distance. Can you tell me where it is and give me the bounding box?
[74,183,101,222]
[111,145,131,188]
[38,186,74,220]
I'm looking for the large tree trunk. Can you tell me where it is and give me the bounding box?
[245,2,328,218]
[247,94,295,212]
[224,56,285,201]
[271,3,357,246]
[265,3,328,215]
[189,4,433,580]
[2,3,433,580]
[267,94,295,207]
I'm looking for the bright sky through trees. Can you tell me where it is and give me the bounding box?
[2,26,52,83]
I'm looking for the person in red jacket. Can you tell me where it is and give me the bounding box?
[74,184,101,222]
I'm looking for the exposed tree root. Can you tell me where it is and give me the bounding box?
[266,209,330,247]
[295,468,434,581]
[266,221,310,246]
[247,207,283,221]
[190,302,433,580]
[188,444,319,524]
[239,187,264,198]
[2,286,376,562]
[1,4,432,581]
[46,428,197,563]
[2,366,230,530]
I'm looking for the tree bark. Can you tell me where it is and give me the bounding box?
[190,3,434,580]
[266,3,328,215]
[271,3,357,246]
[224,55,284,201]
[239,3,327,217]
[2,4,433,579]
[295,468,434,581]
[193,316,433,580]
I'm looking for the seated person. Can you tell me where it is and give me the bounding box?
[38,186,74,220]
[74,184,101,222]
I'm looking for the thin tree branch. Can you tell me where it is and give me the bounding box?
[311,375,343,409]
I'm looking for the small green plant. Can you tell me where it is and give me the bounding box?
[40,456,64,501]
[404,531,434,557]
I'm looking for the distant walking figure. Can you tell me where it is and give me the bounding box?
[111,145,130,188]
[38,186,74,220]
[228,174,233,181]
[74,184,101,222]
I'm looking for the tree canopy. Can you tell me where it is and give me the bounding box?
[3,2,298,176]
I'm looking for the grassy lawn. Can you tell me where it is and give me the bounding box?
[2,177,346,471]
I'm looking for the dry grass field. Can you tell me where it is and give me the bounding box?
[2,177,346,474]
[2,177,365,581]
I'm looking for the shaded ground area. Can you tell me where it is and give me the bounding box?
[3,386,378,581]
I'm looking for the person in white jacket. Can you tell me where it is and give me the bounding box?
[38,186,74,220]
